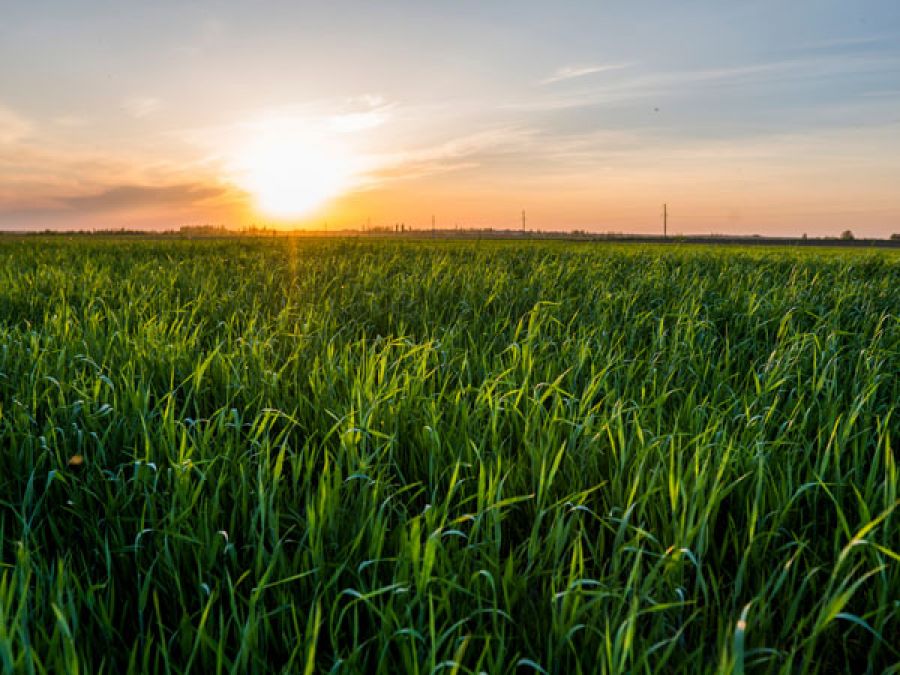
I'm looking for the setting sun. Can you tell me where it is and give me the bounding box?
[233,126,357,219]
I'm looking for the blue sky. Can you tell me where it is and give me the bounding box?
[1,1,899,234]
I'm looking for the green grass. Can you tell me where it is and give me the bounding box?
[0,237,897,673]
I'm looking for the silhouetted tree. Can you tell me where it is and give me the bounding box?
[840,230,854,241]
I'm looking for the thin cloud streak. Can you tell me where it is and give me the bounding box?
[540,63,633,85]
[60,183,227,211]
[510,53,900,112]
[0,180,247,231]
[365,127,538,184]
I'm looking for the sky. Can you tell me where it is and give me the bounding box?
[1,1,899,236]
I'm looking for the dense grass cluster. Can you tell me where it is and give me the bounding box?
[0,237,897,673]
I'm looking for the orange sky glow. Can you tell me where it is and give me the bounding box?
[1,2,899,237]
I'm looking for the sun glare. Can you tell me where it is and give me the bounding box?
[234,125,357,219]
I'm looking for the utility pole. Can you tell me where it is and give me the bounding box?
[522,209,526,235]
[432,214,435,238]
[663,203,667,239]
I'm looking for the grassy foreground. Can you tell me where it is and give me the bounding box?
[0,238,897,673]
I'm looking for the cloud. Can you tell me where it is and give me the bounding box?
[0,169,241,230]
[514,53,900,115]
[0,104,32,144]
[0,180,240,230]
[788,34,890,56]
[123,97,162,119]
[541,63,632,85]
[330,98,395,133]
[171,17,227,57]
[330,111,388,132]
[353,94,387,109]
[185,94,397,144]
[0,131,231,212]
[52,115,89,128]
[59,183,227,212]
[367,127,537,182]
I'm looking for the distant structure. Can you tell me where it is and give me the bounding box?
[522,210,526,234]
[663,203,668,238]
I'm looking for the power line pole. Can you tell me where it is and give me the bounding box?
[432,214,435,238]
[522,209,526,235]
[663,203,667,239]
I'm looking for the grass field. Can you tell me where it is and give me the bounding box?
[0,238,897,673]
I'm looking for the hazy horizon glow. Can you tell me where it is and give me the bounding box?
[1,1,899,236]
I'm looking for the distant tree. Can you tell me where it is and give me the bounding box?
[891,233,900,240]
[801,233,808,240]
[840,230,855,241]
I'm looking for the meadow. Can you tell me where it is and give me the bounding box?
[0,237,897,673]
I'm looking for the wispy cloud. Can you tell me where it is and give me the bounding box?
[123,97,162,119]
[330,109,391,132]
[0,178,241,231]
[185,94,397,142]
[368,127,537,183]
[171,17,227,57]
[0,132,230,217]
[60,183,226,211]
[541,63,632,85]
[788,34,891,55]
[52,115,89,128]
[514,53,900,113]
[0,104,32,144]
[330,96,395,133]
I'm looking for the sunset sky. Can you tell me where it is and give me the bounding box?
[1,1,899,236]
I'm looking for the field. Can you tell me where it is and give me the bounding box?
[0,237,897,673]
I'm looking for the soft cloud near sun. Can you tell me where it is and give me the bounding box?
[186,95,393,152]
[0,112,243,230]
[190,96,395,218]
[0,104,32,144]
[330,107,393,133]
[182,95,396,202]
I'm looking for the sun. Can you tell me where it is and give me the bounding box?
[234,126,356,219]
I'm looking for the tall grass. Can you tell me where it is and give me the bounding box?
[0,238,897,673]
